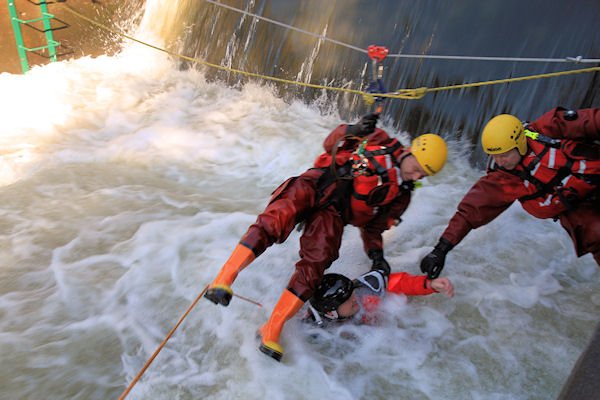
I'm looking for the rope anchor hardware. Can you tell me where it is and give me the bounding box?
[365,45,389,110]
[367,45,389,62]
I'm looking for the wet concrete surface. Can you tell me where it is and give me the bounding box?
[557,321,600,400]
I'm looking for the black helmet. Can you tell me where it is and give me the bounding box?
[310,273,354,314]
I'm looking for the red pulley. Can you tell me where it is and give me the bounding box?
[367,45,389,62]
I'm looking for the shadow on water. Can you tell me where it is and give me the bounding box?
[144,0,600,166]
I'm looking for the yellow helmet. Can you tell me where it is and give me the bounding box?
[411,134,448,175]
[481,114,527,155]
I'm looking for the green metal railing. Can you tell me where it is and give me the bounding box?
[7,0,62,73]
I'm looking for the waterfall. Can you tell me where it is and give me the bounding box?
[140,0,600,165]
[0,1,597,399]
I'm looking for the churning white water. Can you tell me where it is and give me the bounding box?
[1,12,599,400]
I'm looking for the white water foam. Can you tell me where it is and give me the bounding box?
[0,14,598,400]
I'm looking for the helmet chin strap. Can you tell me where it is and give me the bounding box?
[396,152,418,189]
[308,304,349,327]
[398,152,412,167]
[396,152,411,180]
[308,305,325,327]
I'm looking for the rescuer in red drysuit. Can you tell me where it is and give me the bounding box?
[203,112,449,361]
[304,271,454,327]
[420,107,600,280]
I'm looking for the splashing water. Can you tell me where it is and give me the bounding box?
[0,3,599,400]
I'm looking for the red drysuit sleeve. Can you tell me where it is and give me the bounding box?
[441,170,525,246]
[322,124,349,153]
[322,126,394,153]
[388,272,437,295]
[530,107,600,140]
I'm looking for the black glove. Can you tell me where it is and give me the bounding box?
[345,112,379,137]
[204,286,233,306]
[420,238,453,279]
[368,249,390,277]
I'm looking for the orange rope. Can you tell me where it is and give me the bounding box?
[118,286,208,399]
[234,292,263,308]
[118,285,263,399]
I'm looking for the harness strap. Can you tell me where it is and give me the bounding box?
[490,129,598,207]
[573,172,600,186]
[364,156,390,180]
[362,141,402,157]
[516,160,574,203]
[360,141,402,180]
[497,149,577,207]
[352,192,369,201]
[330,134,366,181]
[312,165,353,216]
[524,127,561,149]
[522,145,549,173]
[322,139,407,214]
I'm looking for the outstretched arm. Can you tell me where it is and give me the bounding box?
[530,107,600,141]
[388,272,453,298]
[421,171,520,279]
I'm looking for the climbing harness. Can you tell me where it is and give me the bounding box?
[491,129,600,218]
[351,138,371,176]
[318,132,410,218]
[328,135,367,180]
[350,142,406,209]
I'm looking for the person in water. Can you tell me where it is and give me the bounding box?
[305,270,454,327]
[204,112,449,361]
[420,107,600,280]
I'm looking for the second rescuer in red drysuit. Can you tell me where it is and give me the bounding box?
[204,113,448,361]
[420,107,600,280]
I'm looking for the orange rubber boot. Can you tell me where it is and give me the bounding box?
[204,244,255,306]
[258,289,304,361]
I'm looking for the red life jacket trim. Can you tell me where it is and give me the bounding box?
[313,134,408,220]
[496,135,599,218]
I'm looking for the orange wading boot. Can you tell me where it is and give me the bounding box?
[204,243,255,306]
[258,289,304,361]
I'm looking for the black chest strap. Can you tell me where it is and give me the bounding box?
[497,152,575,205]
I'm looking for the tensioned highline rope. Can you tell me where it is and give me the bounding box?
[58,3,600,101]
[202,0,600,64]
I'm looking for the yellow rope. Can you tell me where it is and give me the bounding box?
[58,3,600,101]
[384,67,600,99]
[58,4,367,96]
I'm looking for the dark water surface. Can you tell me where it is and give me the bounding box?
[156,0,600,165]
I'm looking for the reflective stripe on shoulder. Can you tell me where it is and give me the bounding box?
[383,154,392,169]
[394,166,402,185]
[548,148,556,169]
